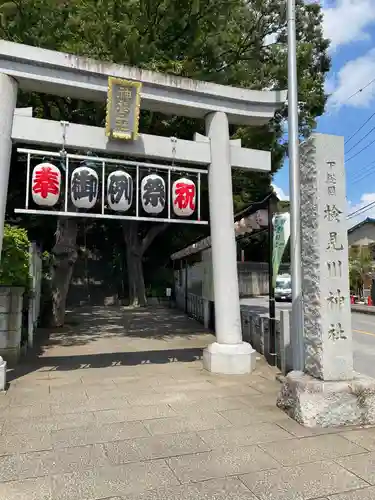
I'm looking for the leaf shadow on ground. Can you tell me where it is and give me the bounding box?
[7,306,215,382]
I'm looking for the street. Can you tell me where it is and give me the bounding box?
[240,297,375,378]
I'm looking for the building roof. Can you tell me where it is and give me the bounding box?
[348,217,375,234]
[171,191,278,261]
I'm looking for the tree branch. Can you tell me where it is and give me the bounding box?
[141,223,168,255]
[122,220,139,247]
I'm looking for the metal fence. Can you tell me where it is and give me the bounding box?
[175,289,215,330]
[240,305,293,374]
[186,293,205,323]
[27,243,43,348]
[174,290,293,374]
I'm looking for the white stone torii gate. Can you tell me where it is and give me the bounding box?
[0,41,286,374]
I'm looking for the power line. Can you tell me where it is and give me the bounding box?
[345,136,375,163]
[349,159,375,185]
[345,123,375,155]
[347,200,375,220]
[345,77,375,105]
[326,76,375,120]
[337,76,375,149]
[345,110,375,146]
[349,158,375,179]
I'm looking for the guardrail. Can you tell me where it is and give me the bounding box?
[174,290,292,374]
[240,305,293,374]
[186,293,205,323]
[175,290,214,330]
[27,242,42,348]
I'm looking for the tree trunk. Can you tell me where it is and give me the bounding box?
[49,218,78,326]
[122,221,168,307]
[123,222,146,307]
[126,245,146,307]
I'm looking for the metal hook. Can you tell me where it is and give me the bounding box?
[171,137,177,167]
[59,121,69,158]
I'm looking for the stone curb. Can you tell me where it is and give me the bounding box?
[351,305,375,315]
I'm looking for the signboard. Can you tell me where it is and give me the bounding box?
[15,149,208,226]
[272,213,290,286]
[105,77,141,141]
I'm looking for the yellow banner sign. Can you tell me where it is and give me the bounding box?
[105,77,141,140]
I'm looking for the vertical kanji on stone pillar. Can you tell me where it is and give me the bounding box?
[278,133,375,428]
[300,134,353,381]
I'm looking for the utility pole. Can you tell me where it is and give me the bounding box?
[287,0,304,370]
[268,196,277,367]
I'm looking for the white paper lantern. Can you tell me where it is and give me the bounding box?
[247,214,261,230]
[239,218,247,230]
[31,162,61,207]
[255,209,268,227]
[243,217,253,231]
[107,170,133,212]
[235,218,248,235]
[172,177,196,217]
[71,166,99,209]
[141,174,165,214]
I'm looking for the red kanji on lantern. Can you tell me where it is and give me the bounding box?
[173,178,196,217]
[31,162,61,207]
[174,182,195,210]
[33,165,60,199]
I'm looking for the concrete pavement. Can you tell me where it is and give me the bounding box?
[241,297,375,379]
[2,305,375,499]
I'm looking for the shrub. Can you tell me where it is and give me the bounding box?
[0,224,30,288]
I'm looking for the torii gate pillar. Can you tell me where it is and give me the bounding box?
[203,111,256,374]
[0,73,17,257]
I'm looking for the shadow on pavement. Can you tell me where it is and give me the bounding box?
[7,305,213,383]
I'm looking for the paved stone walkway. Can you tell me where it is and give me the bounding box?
[0,306,375,499]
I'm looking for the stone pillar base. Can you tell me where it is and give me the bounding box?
[277,370,375,427]
[203,341,256,374]
[0,346,20,367]
[0,357,6,391]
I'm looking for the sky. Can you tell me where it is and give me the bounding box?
[272,0,375,227]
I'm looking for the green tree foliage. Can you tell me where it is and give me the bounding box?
[0,0,16,27]
[2,0,330,309]
[0,225,30,288]
[349,246,374,297]
[3,0,329,170]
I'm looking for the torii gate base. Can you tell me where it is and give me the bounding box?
[203,343,256,375]
[0,42,287,374]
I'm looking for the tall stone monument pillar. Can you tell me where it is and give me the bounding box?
[278,133,375,427]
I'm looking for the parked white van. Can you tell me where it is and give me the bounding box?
[275,273,292,302]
